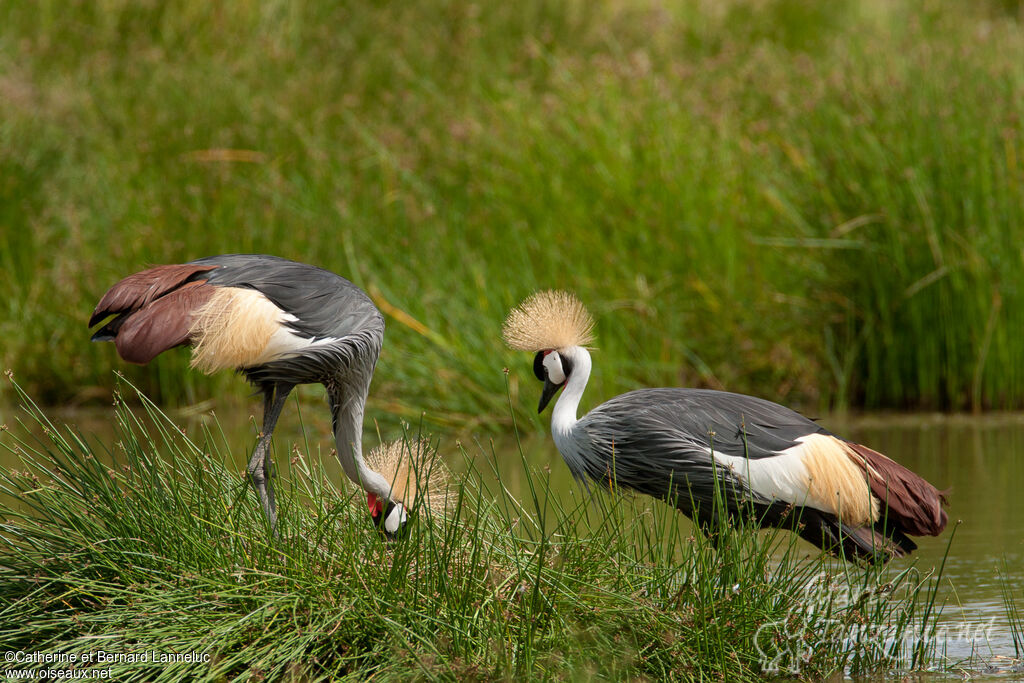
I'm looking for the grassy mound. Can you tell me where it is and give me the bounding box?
[0,379,959,680]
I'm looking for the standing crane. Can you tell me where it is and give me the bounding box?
[89,254,408,534]
[503,290,948,563]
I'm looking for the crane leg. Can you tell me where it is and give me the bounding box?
[248,383,294,530]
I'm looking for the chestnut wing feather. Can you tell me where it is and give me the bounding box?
[112,281,216,364]
[847,442,948,537]
[89,264,218,327]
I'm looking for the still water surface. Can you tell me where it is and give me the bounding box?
[2,401,1022,671]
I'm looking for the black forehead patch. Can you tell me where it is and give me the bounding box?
[533,351,546,381]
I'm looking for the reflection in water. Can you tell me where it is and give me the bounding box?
[1,401,1022,665]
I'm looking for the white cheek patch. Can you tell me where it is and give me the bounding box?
[543,352,566,383]
[384,502,407,534]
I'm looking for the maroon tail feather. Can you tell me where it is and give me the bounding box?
[847,442,949,537]
[90,264,219,365]
[89,264,218,327]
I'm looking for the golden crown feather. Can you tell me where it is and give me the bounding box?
[364,439,451,515]
[502,290,595,351]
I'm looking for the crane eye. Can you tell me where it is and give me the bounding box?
[533,351,547,381]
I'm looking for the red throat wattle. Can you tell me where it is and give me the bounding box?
[367,492,383,518]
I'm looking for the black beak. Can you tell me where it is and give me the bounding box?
[538,377,563,413]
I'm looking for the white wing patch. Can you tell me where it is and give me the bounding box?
[189,287,339,373]
[712,433,878,525]
[712,448,812,507]
[259,320,340,365]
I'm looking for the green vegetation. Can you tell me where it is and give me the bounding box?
[1003,563,1024,661]
[3,6,1018,673]
[1,0,1023,423]
[1,379,961,680]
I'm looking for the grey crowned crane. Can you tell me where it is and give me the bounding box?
[503,290,948,563]
[90,254,421,534]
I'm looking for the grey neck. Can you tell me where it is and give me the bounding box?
[328,381,392,499]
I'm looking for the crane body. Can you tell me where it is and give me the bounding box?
[505,291,948,563]
[90,254,404,531]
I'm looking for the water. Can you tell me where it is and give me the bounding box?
[832,414,1024,670]
[1,400,1022,673]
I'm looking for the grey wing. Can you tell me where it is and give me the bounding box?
[191,254,384,385]
[595,388,827,459]
[191,254,384,341]
[576,388,828,508]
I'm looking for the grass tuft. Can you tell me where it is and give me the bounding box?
[0,378,970,680]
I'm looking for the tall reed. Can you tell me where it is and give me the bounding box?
[1,0,1023,420]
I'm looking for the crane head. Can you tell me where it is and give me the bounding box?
[534,349,571,413]
[363,438,451,539]
[502,289,593,413]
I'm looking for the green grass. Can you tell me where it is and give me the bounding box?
[1,0,1023,423]
[1002,562,1024,663]
[0,377,966,680]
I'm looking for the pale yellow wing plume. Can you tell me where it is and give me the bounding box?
[502,290,595,351]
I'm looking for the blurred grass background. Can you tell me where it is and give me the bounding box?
[2,0,1023,428]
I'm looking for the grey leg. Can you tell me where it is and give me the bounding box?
[248,383,293,530]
